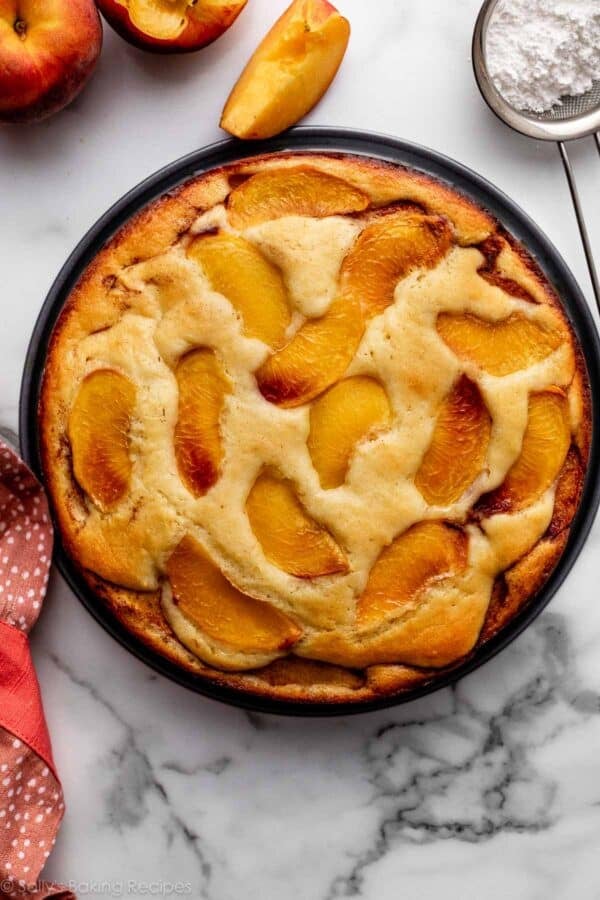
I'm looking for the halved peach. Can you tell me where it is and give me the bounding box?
[174,348,230,497]
[68,369,136,511]
[341,211,453,319]
[479,388,571,514]
[415,375,491,505]
[166,535,301,652]
[437,312,563,376]
[187,232,291,348]
[308,376,392,488]
[246,470,349,577]
[357,521,468,625]
[96,0,247,53]
[221,0,350,140]
[255,295,364,407]
[226,167,369,229]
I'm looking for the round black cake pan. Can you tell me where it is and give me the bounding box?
[19,127,600,715]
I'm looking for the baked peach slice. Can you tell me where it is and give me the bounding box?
[357,521,468,625]
[255,209,452,408]
[174,348,230,497]
[308,376,392,489]
[479,388,571,515]
[227,167,369,229]
[166,535,301,652]
[96,0,247,53]
[437,312,563,376]
[256,295,364,407]
[415,375,491,505]
[342,211,453,319]
[246,470,349,577]
[188,232,291,348]
[68,369,136,511]
[221,0,350,140]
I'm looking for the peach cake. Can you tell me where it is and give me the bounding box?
[39,153,590,706]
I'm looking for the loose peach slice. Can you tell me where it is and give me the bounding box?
[174,348,230,497]
[68,369,136,511]
[415,375,491,505]
[221,0,350,140]
[166,535,301,652]
[187,232,291,348]
[480,388,571,514]
[227,167,368,229]
[357,521,468,625]
[342,211,453,319]
[246,470,349,577]
[308,376,392,488]
[256,295,364,407]
[437,312,563,376]
[97,0,247,53]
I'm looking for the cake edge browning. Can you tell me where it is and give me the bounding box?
[38,151,592,707]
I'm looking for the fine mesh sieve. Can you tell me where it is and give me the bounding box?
[472,0,600,313]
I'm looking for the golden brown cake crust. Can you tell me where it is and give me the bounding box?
[39,151,591,707]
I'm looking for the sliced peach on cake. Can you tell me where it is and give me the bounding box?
[415,375,491,505]
[221,0,350,140]
[246,470,349,577]
[437,312,563,376]
[357,521,468,625]
[255,210,452,408]
[165,535,301,652]
[227,167,368,229]
[341,211,453,319]
[96,0,248,53]
[174,348,230,497]
[187,232,291,348]
[68,369,136,511]
[256,295,364,407]
[479,388,571,515]
[308,376,392,488]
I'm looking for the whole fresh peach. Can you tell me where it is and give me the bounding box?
[0,0,103,124]
[96,0,247,54]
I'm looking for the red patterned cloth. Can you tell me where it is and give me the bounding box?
[0,439,73,899]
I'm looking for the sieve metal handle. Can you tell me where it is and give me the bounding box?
[558,140,600,316]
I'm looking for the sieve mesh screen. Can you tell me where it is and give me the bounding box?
[512,81,600,122]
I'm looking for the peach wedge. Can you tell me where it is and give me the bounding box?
[308,376,392,488]
[226,167,369,230]
[68,369,136,511]
[437,312,563,376]
[166,535,301,652]
[188,232,291,348]
[174,348,230,497]
[221,0,350,140]
[479,388,571,515]
[256,295,364,408]
[415,375,491,505]
[342,211,453,319]
[357,521,468,625]
[246,471,349,577]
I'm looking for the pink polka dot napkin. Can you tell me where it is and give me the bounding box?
[0,439,73,899]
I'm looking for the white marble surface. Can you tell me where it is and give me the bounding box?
[2,1,600,897]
